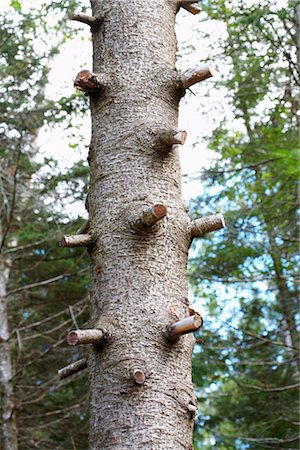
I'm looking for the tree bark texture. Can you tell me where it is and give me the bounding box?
[86,1,199,448]
[0,257,18,450]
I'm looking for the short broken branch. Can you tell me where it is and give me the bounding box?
[166,313,203,339]
[181,64,214,89]
[74,70,104,95]
[180,1,201,15]
[69,12,103,27]
[58,357,87,380]
[130,204,167,230]
[67,329,105,346]
[160,129,187,146]
[191,213,225,238]
[59,233,94,248]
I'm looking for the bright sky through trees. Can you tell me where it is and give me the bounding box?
[35,6,227,209]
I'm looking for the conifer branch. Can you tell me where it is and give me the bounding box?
[74,70,105,95]
[69,12,103,27]
[166,313,203,339]
[59,233,94,248]
[58,358,87,380]
[191,213,225,238]
[6,268,89,296]
[180,1,201,15]
[129,204,167,230]
[67,329,105,346]
[181,64,214,89]
[76,220,89,234]
[160,129,187,146]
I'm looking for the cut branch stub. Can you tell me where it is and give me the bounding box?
[132,369,146,385]
[67,329,105,346]
[180,1,201,14]
[187,403,197,419]
[130,204,167,230]
[187,403,197,413]
[191,213,225,238]
[58,357,87,380]
[74,70,103,95]
[166,313,203,340]
[69,12,103,27]
[59,233,94,248]
[160,129,187,146]
[181,64,214,90]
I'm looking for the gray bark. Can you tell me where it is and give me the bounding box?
[0,257,18,450]
[86,0,197,448]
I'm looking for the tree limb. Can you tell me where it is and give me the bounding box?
[6,268,89,296]
[69,12,103,27]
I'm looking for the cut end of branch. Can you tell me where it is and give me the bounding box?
[67,329,104,346]
[153,204,167,220]
[132,369,146,385]
[166,313,203,340]
[67,331,80,346]
[141,203,167,227]
[58,357,87,380]
[188,403,197,413]
[181,2,201,15]
[181,64,215,90]
[191,213,225,238]
[59,233,94,248]
[74,70,102,95]
[160,129,187,146]
[130,203,167,230]
[187,403,197,415]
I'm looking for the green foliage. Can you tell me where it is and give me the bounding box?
[192,0,299,448]
[0,3,91,448]
[10,0,22,11]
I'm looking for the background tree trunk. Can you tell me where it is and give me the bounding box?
[86,0,197,448]
[0,257,18,450]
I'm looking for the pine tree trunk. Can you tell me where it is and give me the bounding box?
[86,0,197,448]
[0,257,18,450]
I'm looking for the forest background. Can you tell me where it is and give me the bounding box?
[0,0,299,449]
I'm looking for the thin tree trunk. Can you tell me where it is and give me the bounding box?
[295,2,300,73]
[242,84,299,374]
[0,256,18,450]
[86,0,197,448]
[268,240,299,355]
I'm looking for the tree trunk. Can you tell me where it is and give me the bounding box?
[0,256,18,450]
[295,2,300,72]
[267,239,299,362]
[86,0,197,448]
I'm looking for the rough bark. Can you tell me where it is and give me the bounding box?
[86,0,199,448]
[0,257,18,450]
